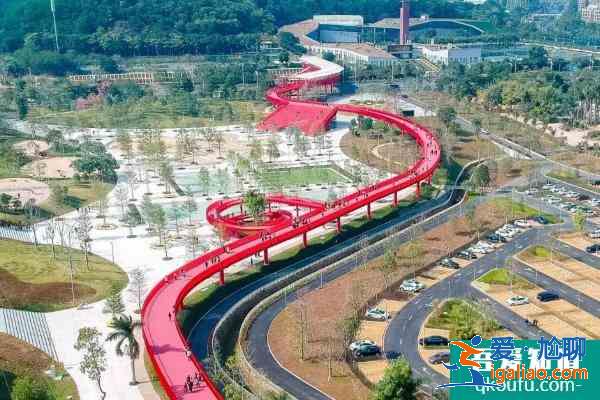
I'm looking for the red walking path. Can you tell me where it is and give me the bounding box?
[141,56,441,399]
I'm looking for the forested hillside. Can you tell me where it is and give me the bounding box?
[0,0,275,56]
[0,0,482,57]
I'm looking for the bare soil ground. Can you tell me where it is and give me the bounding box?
[22,156,77,179]
[12,140,49,157]
[0,177,50,204]
[557,232,598,253]
[0,269,95,311]
[266,200,526,397]
[340,132,419,174]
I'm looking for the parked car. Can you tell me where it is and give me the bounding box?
[349,340,376,352]
[586,244,600,254]
[588,230,600,240]
[514,219,531,228]
[419,336,449,346]
[365,308,389,321]
[487,233,507,243]
[429,351,451,365]
[457,250,477,260]
[534,215,549,225]
[400,279,425,293]
[440,257,459,269]
[353,344,381,359]
[537,291,559,302]
[507,295,529,306]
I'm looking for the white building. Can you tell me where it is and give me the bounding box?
[582,4,600,23]
[308,43,398,67]
[418,44,482,65]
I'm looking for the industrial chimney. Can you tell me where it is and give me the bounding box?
[400,0,410,45]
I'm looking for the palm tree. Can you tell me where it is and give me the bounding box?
[106,314,142,385]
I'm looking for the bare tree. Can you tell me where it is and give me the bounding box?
[44,218,58,259]
[114,185,129,221]
[124,169,138,201]
[128,268,147,314]
[76,208,93,270]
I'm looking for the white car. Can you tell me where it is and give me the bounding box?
[514,219,530,228]
[542,184,554,190]
[469,246,489,255]
[400,279,425,293]
[588,230,600,239]
[507,295,529,306]
[349,340,376,352]
[365,308,390,321]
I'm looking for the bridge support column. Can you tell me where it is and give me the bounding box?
[263,249,270,265]
[367,203,372,220]
[416,182,421,199]
[393,192,398,207]
[219,270,225,286]
[336,217,341,233]
[303,232,308,248]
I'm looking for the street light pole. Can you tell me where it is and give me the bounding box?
[50,0,60,52]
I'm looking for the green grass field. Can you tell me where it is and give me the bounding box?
[426,299,500,340]
[257,166,349,189]
[478,268,534,289]
[0,239,128,312]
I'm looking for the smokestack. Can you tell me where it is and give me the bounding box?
[400,0,410,45]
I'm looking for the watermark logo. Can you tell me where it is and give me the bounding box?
[438,335,502,389]
[442,336,598,399]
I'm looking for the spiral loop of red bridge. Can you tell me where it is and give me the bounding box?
[141,56,441,399]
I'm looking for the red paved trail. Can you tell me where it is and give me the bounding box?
[142,56,441,399]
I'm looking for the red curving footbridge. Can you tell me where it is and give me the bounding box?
[141,56,441,399]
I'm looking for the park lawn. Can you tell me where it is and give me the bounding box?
[0,239,128,312]
[40,179,114,216]
[0,333,79,400]
[519,245,569,263]
[0,179,113,225]
[426,299,500,341]
[257,166,349,189]
[477,268,534,290]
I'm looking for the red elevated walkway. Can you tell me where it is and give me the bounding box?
[142,56,441,400]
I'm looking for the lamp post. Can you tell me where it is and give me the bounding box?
[50,0,60,52]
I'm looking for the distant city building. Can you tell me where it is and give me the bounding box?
[418,44,482,65]
[309,43,398,66]
[582,3,600,23]
[506,0,529,10]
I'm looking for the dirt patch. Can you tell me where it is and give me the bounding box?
[557,232,597,253]
[13,140,49,157]
[0,178,50,204]
[0,269,96,311]
[22,156,77,179]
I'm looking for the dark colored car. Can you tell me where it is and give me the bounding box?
[456,250,477,260]
[353,344,381,359]
[586,244,600,254]
[429,351,451,365]
[537,291,559,302]
[385,351,401,361]
[534,216,549,225]
[487,234,507,243]
[419,336,449,346]
[440,257,459,269]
